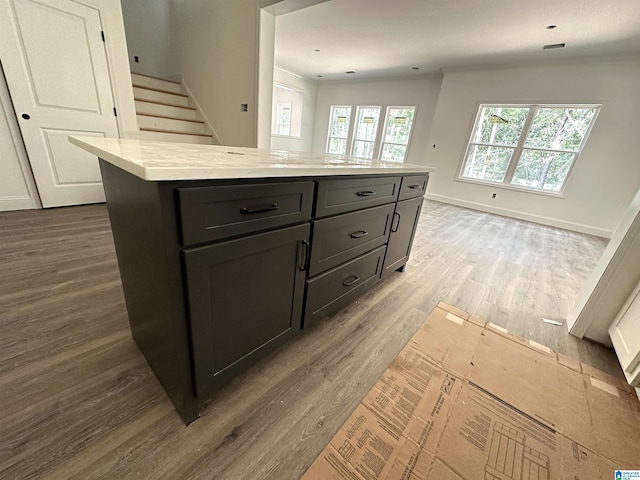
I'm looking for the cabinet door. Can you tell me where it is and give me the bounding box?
[183,223,310,397]
[381,196,423,279]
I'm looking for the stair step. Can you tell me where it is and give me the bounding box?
[132,84,188,97]
[137,114,206,135]
[131,72,182,94]
[133,86,189,107]
[134,99,198,120]
[140,128,214,145]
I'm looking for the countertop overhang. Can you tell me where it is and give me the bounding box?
[69,136,435,181]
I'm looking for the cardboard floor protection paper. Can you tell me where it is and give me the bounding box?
[302,303,640,480]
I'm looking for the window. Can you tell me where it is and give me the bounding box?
[380,107,416,162]
[352,106,381,159]
[326,104,417,162]
[275,102,292,136]
[460,104,600,193]
[272,84,303,137]
[327,105,352,154]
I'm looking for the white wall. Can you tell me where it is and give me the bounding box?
[423,59,640,237]
[168,0,268,147]
[120,0,172,79]
[271,68,317,152]
[0,67,39,211]
[257,9,275,149]
[311,75,443,165]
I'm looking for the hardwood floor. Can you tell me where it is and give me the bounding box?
[0,200,622,479]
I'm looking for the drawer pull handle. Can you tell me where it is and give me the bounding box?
[342,275,360,287]
[240,203,279,214]
[356,190,376,197]
[350,230,368,239]
[408,184,423,190]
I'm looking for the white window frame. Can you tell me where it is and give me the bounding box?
[379,106,417,163]
[326,104,417,162]
[275,102,292,136]
[326,105,353,155]
[350,105,382,159]
[457,103,601,196]
[271,83,303,138]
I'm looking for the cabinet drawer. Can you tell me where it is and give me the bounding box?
[309,203,394,276]
[178,182,314,245]
[398,174,429,201]
[315,176,401,218]
[304,246,385,328]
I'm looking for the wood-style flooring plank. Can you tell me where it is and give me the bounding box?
[0,201,623,480]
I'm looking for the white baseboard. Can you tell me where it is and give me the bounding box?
[0,196,39,212]
[424,192,613,238]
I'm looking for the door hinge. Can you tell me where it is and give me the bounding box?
[113,107,117,117]
[101,31,105,42]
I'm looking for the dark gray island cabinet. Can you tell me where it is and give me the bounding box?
[69,136,433,424]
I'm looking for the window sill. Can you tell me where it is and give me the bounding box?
[455,177,566,198]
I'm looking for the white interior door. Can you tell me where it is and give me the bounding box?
[0,0,119,207]
[609,280,640,387]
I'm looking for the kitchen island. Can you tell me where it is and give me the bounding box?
[70,136,435,424]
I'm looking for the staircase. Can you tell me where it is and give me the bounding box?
[131,73,217,145]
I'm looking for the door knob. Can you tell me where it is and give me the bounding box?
[21,113,30,120]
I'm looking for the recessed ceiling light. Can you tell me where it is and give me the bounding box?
[546,24,557,29]
[411,67,420,70]
[543,43,565,49]
[345,71,356,74]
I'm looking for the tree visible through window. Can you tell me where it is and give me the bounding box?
[461,104,600,193]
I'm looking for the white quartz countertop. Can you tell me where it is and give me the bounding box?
[69,136,435,181]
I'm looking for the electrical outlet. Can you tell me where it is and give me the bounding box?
[492,193,497,198]
[240,104,248,112]
[134,55,139,63]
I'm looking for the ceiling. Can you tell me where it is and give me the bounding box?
[274,0,640,81]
